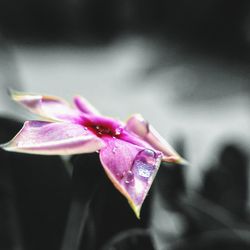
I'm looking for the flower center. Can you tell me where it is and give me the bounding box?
[83,116,123,138]
[89,125,122,138]
[95,125,113,136]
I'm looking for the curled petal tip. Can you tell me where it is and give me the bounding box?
[0,141,24,153]
[126,115,185,166]
[129,113,144,122]
[8,89,38,102]
[162,155,188,165]
[0,142,12,151]
[176,157,188,165]
[8,90,82,122]
[128,199,141,219]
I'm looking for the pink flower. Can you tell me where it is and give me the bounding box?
[1,90,185,218]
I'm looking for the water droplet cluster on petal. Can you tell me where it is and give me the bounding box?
[116,148,162,211]
[116,149,160,187]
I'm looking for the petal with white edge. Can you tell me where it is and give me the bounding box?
[1,121,105,155]
[10,90,81,122]
[125,114,187,164]
[99,136,162,218]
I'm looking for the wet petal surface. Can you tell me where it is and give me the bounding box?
[99,136,162,218]
[1,121,105,155]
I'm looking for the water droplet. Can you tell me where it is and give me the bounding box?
[124,170,134,184]
[115,127,122,135]
[132,149,157,180]
[112,147,117,154]
[82,127,88,134]
[134,161,154,178]
[116,172,123,179]
[143,149,155,158]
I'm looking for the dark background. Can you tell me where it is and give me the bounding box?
[0,1,250,250]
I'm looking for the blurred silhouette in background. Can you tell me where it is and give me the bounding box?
[201,144,248,219]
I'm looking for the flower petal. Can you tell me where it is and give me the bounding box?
[1,121,105,155]
[10,90,81,122]
[99,136,162,218]
[125,114,186,164]
[74,96,100,115]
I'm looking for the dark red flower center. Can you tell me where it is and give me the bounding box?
[92,125,115,136]
[82,116,123,138]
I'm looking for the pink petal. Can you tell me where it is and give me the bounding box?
[74,96,100,115]
[119,129,154,149]
[1,121,105,155]
[125,114,186,164]
[99,136,162,218]
[10,90,81,122]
